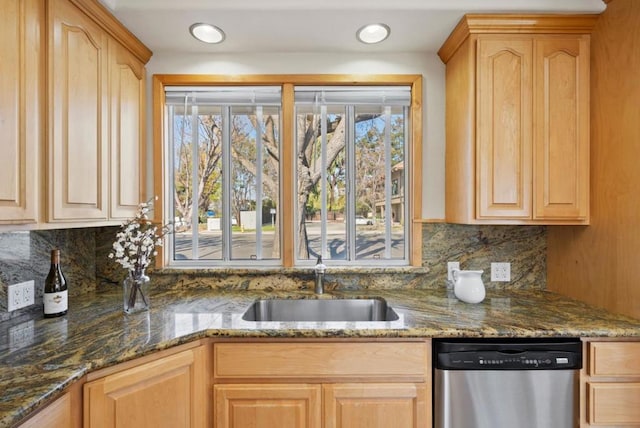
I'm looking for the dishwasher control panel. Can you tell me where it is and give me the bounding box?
[433,339,583,370]
[437,350,580,370]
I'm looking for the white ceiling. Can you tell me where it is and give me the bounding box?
[100,0,605,54]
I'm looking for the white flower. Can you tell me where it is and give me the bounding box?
[108,198,173,276]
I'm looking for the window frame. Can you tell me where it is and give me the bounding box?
[152,74,423,268]
[164,90,283,266]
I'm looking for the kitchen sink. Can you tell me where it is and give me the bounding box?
[241,298,400,322]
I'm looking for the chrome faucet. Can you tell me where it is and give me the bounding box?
[314,256,326,294]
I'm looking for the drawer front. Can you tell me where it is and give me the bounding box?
[213,342,428,381]
[589,342,640,376]
[588,382,640,425]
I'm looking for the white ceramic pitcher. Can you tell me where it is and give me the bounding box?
[451,269,486,304]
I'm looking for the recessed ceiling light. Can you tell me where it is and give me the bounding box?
[356,23,390,44]
[189,23,225,44]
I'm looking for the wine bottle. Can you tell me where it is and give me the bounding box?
[44,249,68,318]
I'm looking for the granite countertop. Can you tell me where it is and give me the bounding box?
[2,286,640,427]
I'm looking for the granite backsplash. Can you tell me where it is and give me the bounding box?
[0,223,546,321]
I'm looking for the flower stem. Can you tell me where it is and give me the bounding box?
[127,278,148,310]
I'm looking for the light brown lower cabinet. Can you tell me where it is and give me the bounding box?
[324,383,427,428]
[213,340,431,428]
[83,344,208,428]
[214,384,322,428]
[583,339,640,427]
[24,337,640,427]
[18,392,72,428]
[17,378,83,428]
[214,382,427,428]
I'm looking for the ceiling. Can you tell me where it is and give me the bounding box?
[100,0,605,54]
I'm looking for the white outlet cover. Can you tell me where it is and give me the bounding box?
[491,263,511,282]
[447,262,460,280]
[6,280,35,312]
[22,280,34,306]
[8,285,21,311]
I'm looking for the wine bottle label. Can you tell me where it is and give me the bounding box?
[44,290,68,315]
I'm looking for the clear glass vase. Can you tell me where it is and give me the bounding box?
[123,270,150,314]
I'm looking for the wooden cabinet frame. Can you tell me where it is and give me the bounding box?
[48,0,109,221]
[18,337,640,428]
[438,14,596,225]
[582,338,640,427]
[0,0,151,230]
[83,342,210,428]
[0,0,43,225]
[212,339,431,428]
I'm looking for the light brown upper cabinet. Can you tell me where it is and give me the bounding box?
[439,15,596,224]
[0,0,150,227]
[108,38,146,220]
[48,0,109,221]
[0,0,43,225]
[47,0,150,224]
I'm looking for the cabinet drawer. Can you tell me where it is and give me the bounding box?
[589,342,640,376]
[588,382,640,425]
[213,342,428,381]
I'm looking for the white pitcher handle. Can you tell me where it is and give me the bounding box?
[451,268,460,282]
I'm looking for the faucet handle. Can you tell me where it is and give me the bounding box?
[315,256,326,273]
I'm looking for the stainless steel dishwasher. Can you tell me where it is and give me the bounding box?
[433,338,582,428]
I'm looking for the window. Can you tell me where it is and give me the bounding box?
[294,86,410,264]
[165,87,281,265]
[153,75,422,268]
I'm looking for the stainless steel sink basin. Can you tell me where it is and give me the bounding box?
[241,298,400,322]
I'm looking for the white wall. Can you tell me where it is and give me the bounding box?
[146,52,446,219]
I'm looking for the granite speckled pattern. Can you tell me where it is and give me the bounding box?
[422,223,546,289]
[0,222,547,319]
[0,229,99,322]
[147,267,433,291]
[1,286,640,427]
[95,223,546,290]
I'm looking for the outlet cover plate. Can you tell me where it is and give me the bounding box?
[6,280,35,312]
[447,262,460,281]
[491,263,511,282]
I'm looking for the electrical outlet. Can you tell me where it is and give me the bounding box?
[491,263,511,282]
[447,262,460,280]
[8,284,21,312]
[22,280,34,306]
[6,280,35,312]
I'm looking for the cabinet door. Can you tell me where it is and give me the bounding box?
[214,384,322,428]
[324,383,427,428]
[19,392,71,428]
[48,0,108,221]
[84,347,207,428]
[109,39,145,219]
[477,38,533,219]
[533,37,589,220]
[0,0,41,224]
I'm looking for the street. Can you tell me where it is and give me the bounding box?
[173,222,405,261]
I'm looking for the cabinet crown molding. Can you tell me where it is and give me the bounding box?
[438,14,598,63]
[68,0,152,63]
